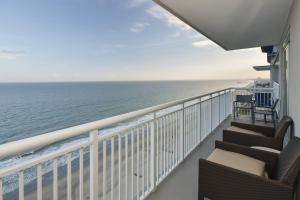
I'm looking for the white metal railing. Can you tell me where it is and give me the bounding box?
[0,88,233,200]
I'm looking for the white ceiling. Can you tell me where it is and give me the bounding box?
[154,0,294,50]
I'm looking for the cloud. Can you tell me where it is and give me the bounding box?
[0,50,26,60]
[128,0,149,8]
[170,31,181,38]
[192,40,217,48]
[147,5,191,31]
[130,22,150,33]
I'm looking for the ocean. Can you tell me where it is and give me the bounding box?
[0,80,248,193]
[0,80,247,145]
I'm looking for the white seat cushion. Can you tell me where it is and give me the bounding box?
[207,148,266,176]
[227,126,265,137]
[255,107,272,112]
[251,146,281,154]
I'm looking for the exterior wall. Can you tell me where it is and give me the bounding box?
[271,67,279,84]
[286,0,300,136]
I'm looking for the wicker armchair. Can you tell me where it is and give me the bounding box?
[223,116,293,150]
[253,99,279,127]
[198,139,300,200]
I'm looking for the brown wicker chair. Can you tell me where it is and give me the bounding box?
[198,138,300,200]
[223,116,293,150]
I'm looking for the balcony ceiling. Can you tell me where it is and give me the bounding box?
[154,0,294,50]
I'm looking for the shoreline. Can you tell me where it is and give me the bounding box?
[4,137,154,200]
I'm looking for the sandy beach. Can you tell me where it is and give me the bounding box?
[3,133,174,200]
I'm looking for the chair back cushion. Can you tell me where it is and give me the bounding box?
[272,137,300,186]
[275,116,293,140]
[236,95,253,103]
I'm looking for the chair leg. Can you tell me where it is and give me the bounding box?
[198,193,205,200]
[272,112,276,128]
[233,104,236,119]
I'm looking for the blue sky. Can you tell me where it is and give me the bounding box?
[0,0,268,82]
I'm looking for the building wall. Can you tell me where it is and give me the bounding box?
[271,67,279,84]
[286,0,300,137]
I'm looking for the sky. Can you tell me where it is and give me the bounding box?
[0,0,269,82]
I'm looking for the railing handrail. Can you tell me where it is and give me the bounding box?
[232,87,275,91]
[0,87,233,160]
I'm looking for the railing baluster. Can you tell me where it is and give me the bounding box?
[111,138,114,200]
[19,171,24,200]
[170,113,172,168]
[0,179,2,200]
[170,114,172,166]
[67,153,72,200]
[173,113,176,164]
[150,113,156,190]
[189,108,192,150]
[186,108,189,154]
[125,134,128,200]
[199,99,202,142]
[89,130,99,200]
[37,164,42,200]
[79,148,84,200]
[166,115,169,171]
[181,104,184,161]
[131,131,134,200]
[210,95,213,132]
[159,118,162,178]
[137,127,140,198]
[142,125,145,196]
[219,93,221,123]
[53,159,58,200]
[194,105,197,146]
[175,112,178,165]
[225,90,227,116]
[163,116,166,175]
[157,119,162,184]
[185,109,188,155]
[147,123,150,190]
[156,120,159,183]
[103,140,107,200]
[198,102,201,144]
[118,135,121,200]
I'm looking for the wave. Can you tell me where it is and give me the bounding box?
[0,104,183,194]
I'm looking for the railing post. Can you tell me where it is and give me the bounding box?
[180,103,185,160]
[225,90,227,116]
[219,92,221,123]
[150,113,156,190]
[198,98,202,144]
[199,99,202,142]
[90,130,99,200]
[210,94,213,132]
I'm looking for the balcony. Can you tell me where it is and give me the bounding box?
[0,87,278,200]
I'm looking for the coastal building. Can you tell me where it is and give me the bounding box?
[0,0,299,199]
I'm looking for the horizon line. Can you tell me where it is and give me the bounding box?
[0,78,261,84]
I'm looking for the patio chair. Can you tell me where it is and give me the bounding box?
[233,94,254,120]
[198,138,300,200]
[253,98,279,127]
[223,116,293,150]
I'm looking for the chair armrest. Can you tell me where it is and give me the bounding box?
[215,141,278,174]
[198,159,293,200]
[223,129,282,150]
[231,121,275,137]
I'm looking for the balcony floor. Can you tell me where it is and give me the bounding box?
[147,117,231,200]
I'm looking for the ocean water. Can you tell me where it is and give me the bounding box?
[0,80,247,145]
[0,80,248,192]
